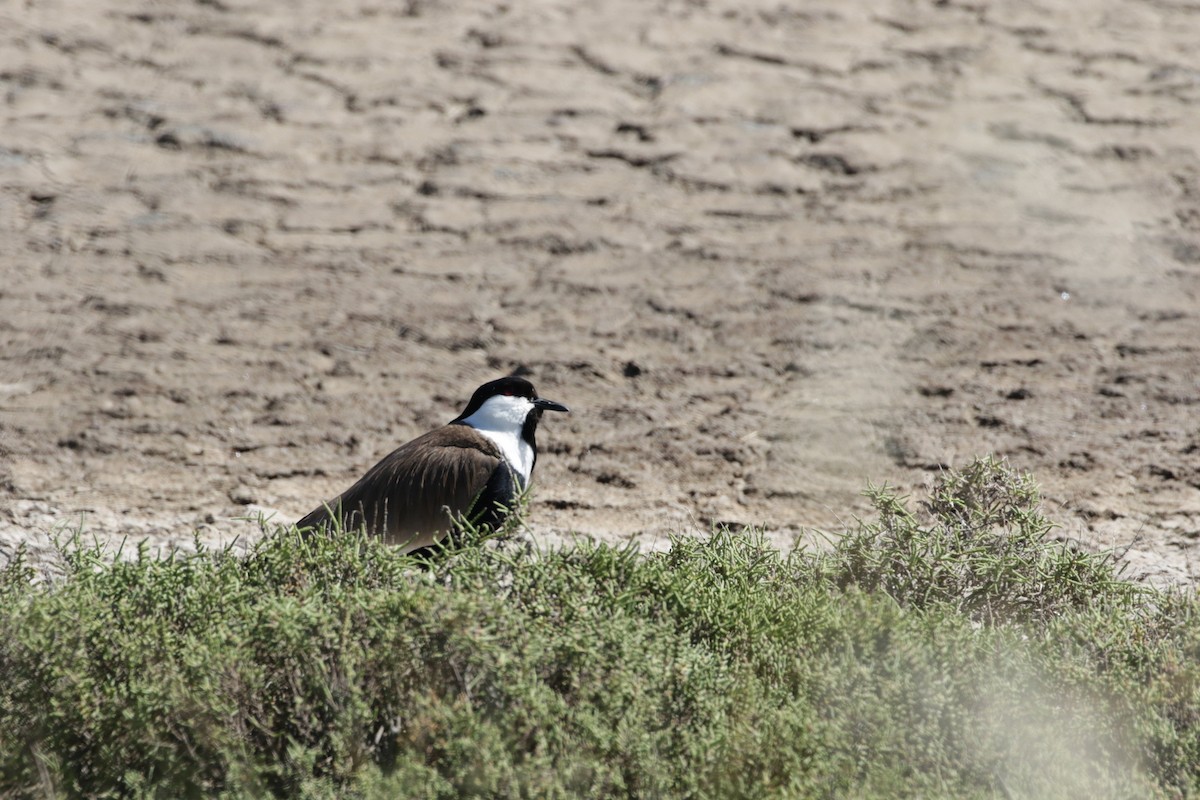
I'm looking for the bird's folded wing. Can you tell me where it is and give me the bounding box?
[297,426,502,549]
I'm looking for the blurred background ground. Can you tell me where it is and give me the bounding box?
[2,0,1198,581]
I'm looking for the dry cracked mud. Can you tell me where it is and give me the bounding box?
[2,0,1199,582]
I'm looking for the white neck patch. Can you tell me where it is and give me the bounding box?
[460,395,535,482]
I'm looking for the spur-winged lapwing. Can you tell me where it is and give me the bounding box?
[296,376,569,552]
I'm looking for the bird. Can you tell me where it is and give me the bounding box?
[296,376,569,552]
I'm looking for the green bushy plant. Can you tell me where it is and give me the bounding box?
[829,455,1144,623]
[0,457,1196,798]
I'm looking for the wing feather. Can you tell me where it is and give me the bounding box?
[296,426,502,552]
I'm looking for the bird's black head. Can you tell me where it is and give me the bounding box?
[453,376,570,423]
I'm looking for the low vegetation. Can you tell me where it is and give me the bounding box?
[1,457,1198,798]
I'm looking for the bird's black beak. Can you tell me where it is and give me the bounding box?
[533,398,570,413]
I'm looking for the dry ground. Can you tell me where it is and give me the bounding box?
[2,0,1199,581]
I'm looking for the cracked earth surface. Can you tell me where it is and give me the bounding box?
[2,0,1200,582]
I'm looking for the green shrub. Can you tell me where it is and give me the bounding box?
[0,457,1196,798]
[828,455,1145,623]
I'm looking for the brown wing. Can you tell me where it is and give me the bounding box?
[297,425,502,552]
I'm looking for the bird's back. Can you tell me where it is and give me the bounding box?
[297,424,513,552]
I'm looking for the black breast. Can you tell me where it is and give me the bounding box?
[471,461,527,530]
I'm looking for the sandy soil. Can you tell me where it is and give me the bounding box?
[2,0,1199,582]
